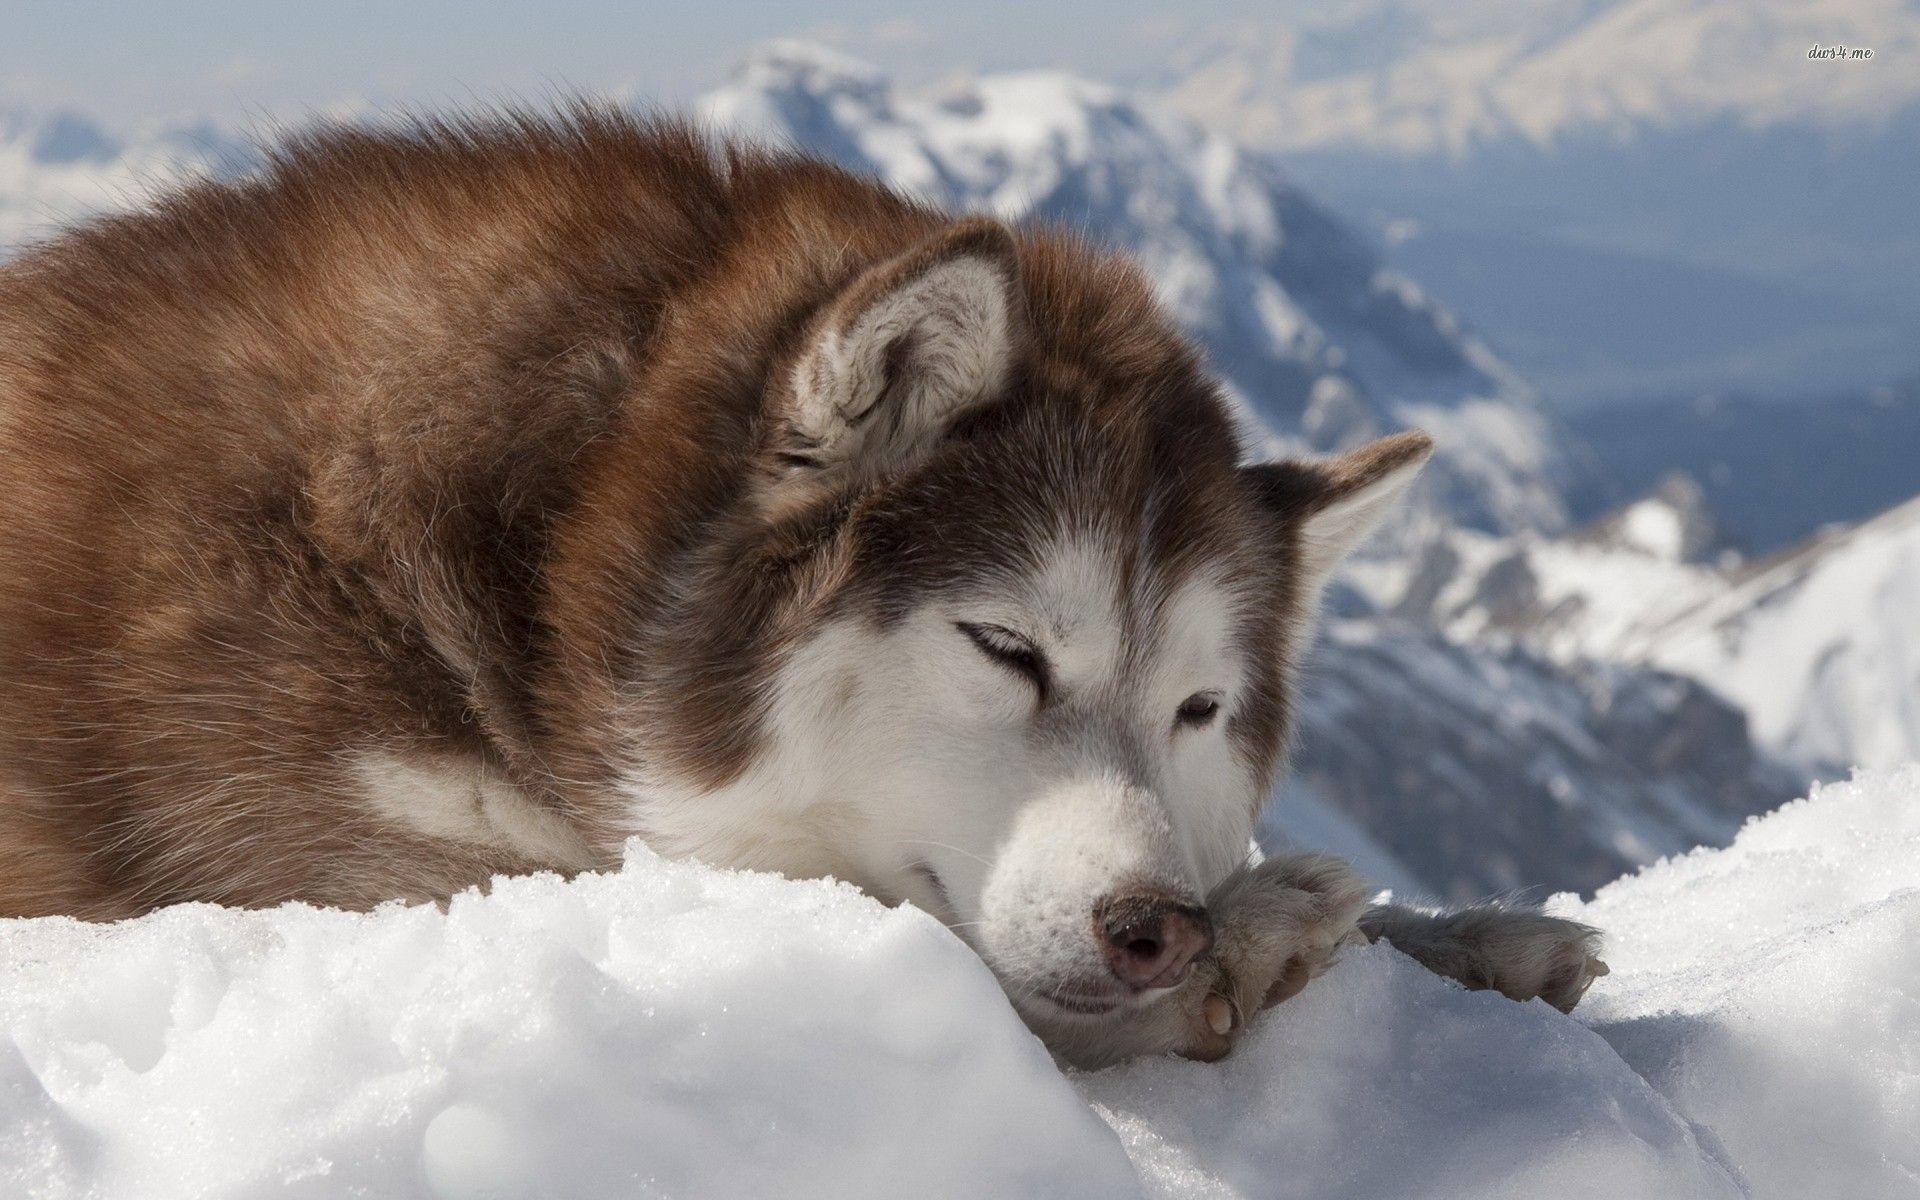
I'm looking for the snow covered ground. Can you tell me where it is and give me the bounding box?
[1572,766,1920,1199]
[4,768,1913,1199]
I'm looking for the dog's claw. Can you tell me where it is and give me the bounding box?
[1203,993,1233,1036]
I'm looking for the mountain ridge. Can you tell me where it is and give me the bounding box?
[1160,0,1920,157]
[701,39,1597,539]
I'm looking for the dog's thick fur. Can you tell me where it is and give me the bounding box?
[0,111,1601,1063]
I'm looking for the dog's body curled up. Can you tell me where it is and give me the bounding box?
[0,111,1601,1064]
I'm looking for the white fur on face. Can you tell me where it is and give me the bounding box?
[1145,574,1259,891]
[616,621,882,890]
[630,533,1266,1033]
[955,557,1260,1027]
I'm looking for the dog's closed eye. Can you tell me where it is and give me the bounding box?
[1175,693,1220,729]
[956,621,1049,701]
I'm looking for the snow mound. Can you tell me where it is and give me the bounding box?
[1567,765,1920,1198]
[5,769,1916,1197]
[0,851,1135,1199]
[1082,942,1737,1200]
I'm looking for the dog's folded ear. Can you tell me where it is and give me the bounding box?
[763,217,1021,510]
[1242,431,1434,591]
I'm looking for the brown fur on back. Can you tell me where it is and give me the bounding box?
[0,109,1272,918]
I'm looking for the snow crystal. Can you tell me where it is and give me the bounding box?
[5,769,1916,1197]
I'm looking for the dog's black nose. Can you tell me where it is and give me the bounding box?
[1096,891,1213,991]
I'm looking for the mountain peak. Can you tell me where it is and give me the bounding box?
[27,111,123,165]
[729,39,890,97]
[1581,471,1735,564]
[702,43,1588,537]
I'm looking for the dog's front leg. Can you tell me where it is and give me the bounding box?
[1358,902,1608,1013]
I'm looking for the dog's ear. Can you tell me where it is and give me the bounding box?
[1243,431,1433,591]
[765,218,1019,508]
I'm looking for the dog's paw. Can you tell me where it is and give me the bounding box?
[1172,852,1372,1062]
[1473,909,1609,1012]
[1361,903,1608,1013]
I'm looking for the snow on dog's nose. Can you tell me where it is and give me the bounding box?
[1097,891,1213,991]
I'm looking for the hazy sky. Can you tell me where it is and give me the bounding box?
[0,0,1319,122]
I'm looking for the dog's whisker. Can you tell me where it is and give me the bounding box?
[896,838,993,868]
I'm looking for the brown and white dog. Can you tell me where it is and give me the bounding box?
[0,111,1602,1066]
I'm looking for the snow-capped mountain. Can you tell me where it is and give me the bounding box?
[1640,494,1920,772]
[1389,474,1920,776]
[1162,0,1920,157]
[702,42,1593,538]
[1376,475,1734,663]
[1580,473,1737,565]
[0,107,244,252]
[1281,617,1801,900]
[1154,1,1920,407]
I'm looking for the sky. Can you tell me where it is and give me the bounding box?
[0,0,1328,123]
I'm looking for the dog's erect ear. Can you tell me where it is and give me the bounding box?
[766,218,1020,507]
[1243,431,1434,590]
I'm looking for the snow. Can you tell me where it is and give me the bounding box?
[1403,524,1724,662]
[1081,943,1740,1200]
[1386,484,1920,777]
[0,849,1137,1199]
[7,769,1916,1197]
[1619,497,1685,561]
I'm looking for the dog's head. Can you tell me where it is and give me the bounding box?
[637,218,1428,1035]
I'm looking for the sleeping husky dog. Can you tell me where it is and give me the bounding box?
[0,112,1602,1065]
